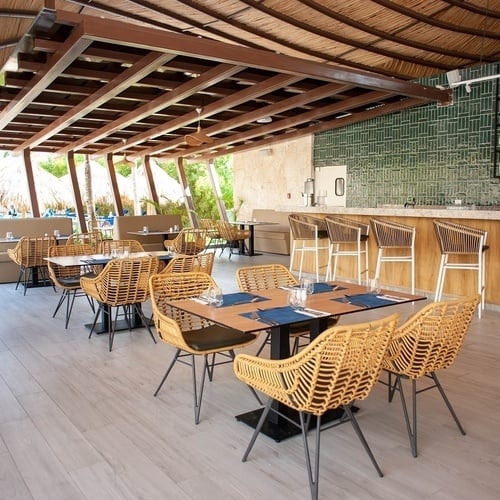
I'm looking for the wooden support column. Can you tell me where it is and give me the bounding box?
[67,151,86,233]
[143,155,159,212]
[22,149,41,217]
[206,158,228,221]
[106,153,124,217]
[176,156,197,227]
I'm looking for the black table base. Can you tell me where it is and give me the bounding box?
[236,405,357,442]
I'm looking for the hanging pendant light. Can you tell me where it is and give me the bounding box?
[184,107,213,146]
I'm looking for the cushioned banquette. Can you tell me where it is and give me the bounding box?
[0,216,73,283]
[113,214,182,252]
[251,209,291,255]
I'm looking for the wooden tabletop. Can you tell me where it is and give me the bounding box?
[166,282,426,335]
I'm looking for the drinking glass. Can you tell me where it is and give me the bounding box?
[368,278,381,294]
[209,285,224,307]
[300,277,314,295]
[288,288,306,309]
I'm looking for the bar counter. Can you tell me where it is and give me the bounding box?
[278,205,500,308]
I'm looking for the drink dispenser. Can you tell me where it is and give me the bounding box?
[302,178,315,206]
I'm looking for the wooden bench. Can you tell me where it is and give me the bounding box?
[0,217,73,283]
[113,214,182,251]
[251,209,291,255]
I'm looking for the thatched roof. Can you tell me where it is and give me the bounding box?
[0,1,496,160]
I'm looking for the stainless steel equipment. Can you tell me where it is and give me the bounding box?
[302,178,315,206]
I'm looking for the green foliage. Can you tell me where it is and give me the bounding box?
[156,155,235,219]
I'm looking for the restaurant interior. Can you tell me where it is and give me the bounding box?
[0,1,499,499]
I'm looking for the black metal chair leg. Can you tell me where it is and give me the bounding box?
[154,349,181,396]
[242,397,273,462]
[300,411,320,500]
[431,372,466,435]
[343,405,383,477]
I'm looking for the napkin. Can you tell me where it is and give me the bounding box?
[332,293,397,308]
[219,292,269,307]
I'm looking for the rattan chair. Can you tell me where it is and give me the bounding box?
[325,215,369,284]
[381,295,479,457]
[216,221,250,259]
[47,243,96,328]
[66,231,103,253]
[166,227,207,255]
[81,255,159,351]
[433,220,488,317]
[101,239,145,255]
[7,235,56,294]
[370,218,416,294]
[160,251,215,275]
[199,218,224,249]
[236,263,326,355]
[234,313,399,500]
[289,214,329,281]
[149,271,257,424]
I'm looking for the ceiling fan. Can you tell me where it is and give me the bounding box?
[184,107,213,146]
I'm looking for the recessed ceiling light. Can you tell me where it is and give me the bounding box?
[256,116,272,124]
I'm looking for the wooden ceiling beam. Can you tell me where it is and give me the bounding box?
[170,90,391,157]
[13,52,173,153]
[0,23,92,131]
[97,73,302,156]
[142,81,353,156]
[63,63,243,155]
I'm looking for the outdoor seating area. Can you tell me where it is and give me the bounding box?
[0,2,498,498]
[0,249,497,499]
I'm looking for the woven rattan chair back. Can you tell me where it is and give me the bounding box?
[324,216,369,284]
[288,214,329,281]
[433,220,487,316]
[149,271,216,348]
[370,218,416,294]
[215,221,250,258]
[433,219,487,255]
[101,239,145,254]
[370,218,414,248]
[161,254,198,274]
[383,295,479,379]
[237,264,298,292]
[66,231,103,253]
[168,228,207,255]
[234,313,399,499]
[82,256,158,307]
[7,235,56,293]
[48,243,94,284]
[81,256,159,351]
[237,313,399,415]
[381,295,479,457]
[9,235,56,268]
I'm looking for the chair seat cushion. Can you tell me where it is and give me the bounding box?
[185,324,256,351]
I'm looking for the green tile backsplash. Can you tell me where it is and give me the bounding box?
[313,64,500,208]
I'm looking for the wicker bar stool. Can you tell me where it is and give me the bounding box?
[433,219,488,317]
[324,215,369,284]
[370,218,416,294]
[289,214,329,281]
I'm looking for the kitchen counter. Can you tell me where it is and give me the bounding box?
[279,206,499,308]
[277,205,500,220]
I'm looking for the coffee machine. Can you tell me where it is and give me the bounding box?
[302,178,315,206]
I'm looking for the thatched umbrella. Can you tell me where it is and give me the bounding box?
[0,155,72,215]
[119,161,184,206]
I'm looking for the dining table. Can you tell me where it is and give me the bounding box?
[164,281,426,441]
[45,250,173,333]
[230,220,278,256]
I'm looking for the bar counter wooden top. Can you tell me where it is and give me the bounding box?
[279,206,499,308]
